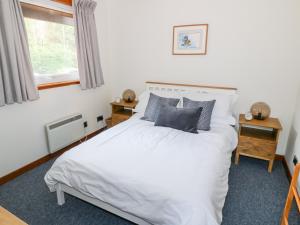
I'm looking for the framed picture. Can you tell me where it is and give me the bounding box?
[172,24,208,55]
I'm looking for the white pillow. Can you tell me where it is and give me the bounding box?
[182,92,238,126]
[134,91,150,114]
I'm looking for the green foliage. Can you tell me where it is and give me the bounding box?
[25,18,77,75]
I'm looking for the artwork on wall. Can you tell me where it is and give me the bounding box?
[172,24,208,55]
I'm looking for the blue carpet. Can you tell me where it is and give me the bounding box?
[0,156,299,225]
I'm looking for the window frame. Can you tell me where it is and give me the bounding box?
[21,1,80,90]
[53,0,72,6]
[38,80,80,90]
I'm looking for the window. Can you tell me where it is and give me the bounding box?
[21,3,79,89]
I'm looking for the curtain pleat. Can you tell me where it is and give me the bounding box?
[0,0,39,107]
[73,0,104,90]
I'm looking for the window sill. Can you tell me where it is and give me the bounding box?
[38,80,80,90]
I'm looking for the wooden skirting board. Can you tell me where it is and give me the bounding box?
[274,154,292,181]
[0,127,106,185]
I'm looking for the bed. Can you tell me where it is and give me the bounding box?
[44,82,238,225]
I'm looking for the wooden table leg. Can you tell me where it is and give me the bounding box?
[268,159,274,173]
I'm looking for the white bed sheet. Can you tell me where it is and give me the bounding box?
[45,114,238,225]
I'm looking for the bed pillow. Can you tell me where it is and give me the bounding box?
[134,91,149,114]
[141,93,180,122]
[154,105,202,133]
[134,90,182,114]
[183,92,238,126]
[183,97,216,131]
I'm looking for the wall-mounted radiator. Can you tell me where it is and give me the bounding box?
[45,114,85,153]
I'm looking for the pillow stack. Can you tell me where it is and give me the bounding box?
[141,93,217,133]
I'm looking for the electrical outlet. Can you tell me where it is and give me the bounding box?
[83,121,88,128]
[97,115,104,122]
[293,155,298,165]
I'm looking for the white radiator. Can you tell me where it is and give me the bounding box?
[45,114,85,153]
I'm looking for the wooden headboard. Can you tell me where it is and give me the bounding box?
[145,81,237,95]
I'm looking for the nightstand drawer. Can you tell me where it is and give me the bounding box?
[238,136,276,159]
[112,114,130,125]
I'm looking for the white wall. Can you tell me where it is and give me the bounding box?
[2,0,300,177]
[105,0,300,155]
[0,0,112,177]
[0,86,111,177]
[286,88,300,172]
[286,88,300,190]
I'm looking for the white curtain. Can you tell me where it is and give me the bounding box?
[73,0,104,90]
[0,0,39,106]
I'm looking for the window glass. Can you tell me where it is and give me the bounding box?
[22,4,79,85]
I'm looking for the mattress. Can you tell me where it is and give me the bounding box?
[45,114,238,225]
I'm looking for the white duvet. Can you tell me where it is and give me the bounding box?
[45,114,238,225]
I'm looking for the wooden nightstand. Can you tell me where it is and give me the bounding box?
[235,114,282,173]
[110,100,138,127]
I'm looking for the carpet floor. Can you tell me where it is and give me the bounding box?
[0,156,299,225]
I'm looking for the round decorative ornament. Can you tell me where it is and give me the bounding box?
[122,89,136,103]
[245,112,253,121]
[250,102,271,120]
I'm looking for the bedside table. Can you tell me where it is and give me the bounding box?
[110,100,138,127]
[235,114,282,173]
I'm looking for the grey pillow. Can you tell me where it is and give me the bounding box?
[183,97,216,131]
[141,93,180,122]
[154,105,202,133]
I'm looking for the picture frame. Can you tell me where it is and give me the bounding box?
[172,24,208,55]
